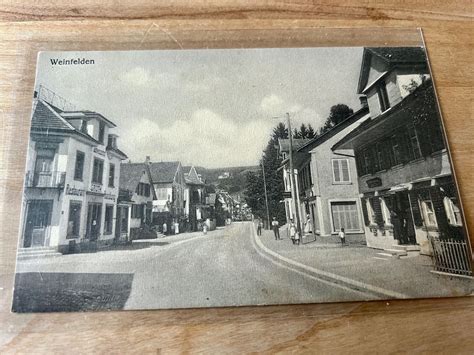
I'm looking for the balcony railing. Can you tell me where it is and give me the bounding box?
[25,171,66,188]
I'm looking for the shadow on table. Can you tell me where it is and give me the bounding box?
[12,272,134,312]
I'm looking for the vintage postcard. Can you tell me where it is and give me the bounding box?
[12,45,473,312]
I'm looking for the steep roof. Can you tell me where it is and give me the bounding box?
[31,100,74,131]
[298,106,369,153]
[185,166,204,185]
[278,138,311,153]
[149,161,180,184]
[357,47,427,94]
[119,163,147,192]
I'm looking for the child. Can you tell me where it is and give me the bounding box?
[338,227,346,246]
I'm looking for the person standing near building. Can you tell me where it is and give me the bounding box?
[162,222,167,235]
[304,214,313,236]
[338,227,346,247]
[289,219,297,244]
[271,217,280,240]
[257,218,263,236]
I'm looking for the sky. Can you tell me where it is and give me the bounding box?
[35,47,363,168]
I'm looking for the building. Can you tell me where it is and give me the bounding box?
[184,166,208,231]
[118,162,156,241]
[277,138,310,227]
[332,47,467,256]
[21,93,127,253]
[148,160,186,232]
[280,107,370,242]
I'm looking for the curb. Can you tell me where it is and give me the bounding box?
[251,223,409,300]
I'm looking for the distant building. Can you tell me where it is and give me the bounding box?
[148,160,186,231]
[21,94,127,253]
[118,162,156,241]
[332,47,465,255]
[218,172,230,179]
[184,166,208,231]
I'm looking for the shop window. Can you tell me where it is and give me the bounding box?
[443,197,462,226]
[331,201,360,232]
[67,202,81,238]
[104,205,114,234]
[74,151,85,181]
[332,159,350,183]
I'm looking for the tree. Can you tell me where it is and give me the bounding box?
[307,124,315,139]
[293,128,301,139]
[319,104,354,134]
[272,122,288,140]
[299,123,308,139]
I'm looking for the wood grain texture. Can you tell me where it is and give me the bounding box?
[0,2,473,353]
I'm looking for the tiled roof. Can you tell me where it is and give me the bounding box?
[119,163,147,192]
[149,161,180,184]
[278,138,311,153]
[31,100,74,131]
[367,47,426,64]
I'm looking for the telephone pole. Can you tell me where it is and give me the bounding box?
[287,112,302,234]
[261,159,271,230]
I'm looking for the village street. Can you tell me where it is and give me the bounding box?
[14,222,375,312]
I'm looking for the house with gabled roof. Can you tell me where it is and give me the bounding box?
[184,166,209,231]
[147,159,186,232]
[20,89,127,255]
[118,162,156,241]
[332,47,467,263]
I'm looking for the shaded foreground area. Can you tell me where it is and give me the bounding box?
[12,272,134,312]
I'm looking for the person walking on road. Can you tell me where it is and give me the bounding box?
[289,219,297,244]
[271,217,280,240]
[339,227,346,247]
[257,218,263,236]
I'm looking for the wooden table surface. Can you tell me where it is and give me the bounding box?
[0,1,473,353]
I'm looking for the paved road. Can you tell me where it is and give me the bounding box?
[15,222,367,311]
[125,222,367,309]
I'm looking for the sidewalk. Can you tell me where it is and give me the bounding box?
[258,225,473,299]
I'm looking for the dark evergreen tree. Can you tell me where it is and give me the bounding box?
[293,128,301,138]
[319,104,354,135]
[299,123,308,139]
[272,122,288,139]
[307,124,315,139]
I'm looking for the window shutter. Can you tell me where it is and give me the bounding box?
[361,198,370,226]
[341,160,350,182]
[332,160,340,182]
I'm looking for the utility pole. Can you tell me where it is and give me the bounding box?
[287,112,302,234]
[261,159,271,230]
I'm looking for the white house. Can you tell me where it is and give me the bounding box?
[20,94,127,254]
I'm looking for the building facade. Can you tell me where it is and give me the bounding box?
[332,47,466,255]
[296,107,370,241]
[184,166,208,231]
[21,96,127,253]
[118,162,156,241]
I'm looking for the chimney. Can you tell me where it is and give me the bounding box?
[145,156,151,165]
[359,95,368,108]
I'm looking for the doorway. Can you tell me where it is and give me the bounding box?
[86,203,102,241]
[23,200,53,247]
[388,192,416,245]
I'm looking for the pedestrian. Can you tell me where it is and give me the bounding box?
[162,222,167,235]
[202,221,208,235]
[271,217,280,240]
[257,218,263,236]
[339,227,346,247]
[289,219,297,244]
[304,214,312,235]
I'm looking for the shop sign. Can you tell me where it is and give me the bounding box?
[366,177,382,188]
[66,185,84,196]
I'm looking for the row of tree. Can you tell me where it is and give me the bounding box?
[244,103,355,226]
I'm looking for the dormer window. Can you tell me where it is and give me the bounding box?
[98,121,105,144]
[79,120,88,134]
[108,135,117,148]
[376,80,390,112]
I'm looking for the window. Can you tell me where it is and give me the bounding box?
[74,151,85,181]
[376,80,390,112]
[407,124,422,160]
[108,163,115,187]
[79,120,88,134]
[104,205,114,234]
[443,197,462,226]
[421,198,437,227]
[332,159,350,183]
[67,202,81,238]
[98,122,105,144]
[156,188,168,200]
[131,204,144,219]
[331,201,360,232]
[92,158,104,184]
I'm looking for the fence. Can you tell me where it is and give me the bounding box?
[429,236,473,277]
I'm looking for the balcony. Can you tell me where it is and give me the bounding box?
[25,171,66,188]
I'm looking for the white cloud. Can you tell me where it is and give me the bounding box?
[259,94,285,117]
[120,67,151,86]
[121,109,274,168]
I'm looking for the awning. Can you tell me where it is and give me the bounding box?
[388,183,412,194]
